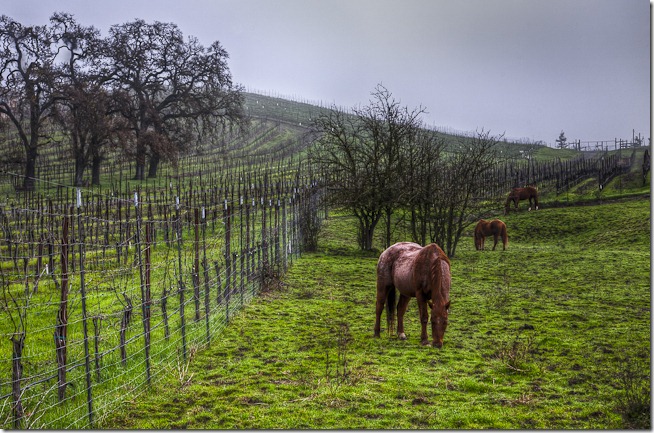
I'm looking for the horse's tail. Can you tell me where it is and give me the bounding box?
[386,286,396,335]
[501,222,508,249]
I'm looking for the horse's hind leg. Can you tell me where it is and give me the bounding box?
[492,233,499,250]
[374,284,388,337]
[396,294,411,340]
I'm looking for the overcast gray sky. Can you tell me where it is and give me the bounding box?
[5,0,651,145]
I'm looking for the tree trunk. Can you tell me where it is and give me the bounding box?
[148,152,160,178]
[22,148,38,191]
[134,138,147,180]
[74,153,86,187]
[384,207,392,249]
[357,216,379,251]
[134,161,146,181]
[91,154,103,186]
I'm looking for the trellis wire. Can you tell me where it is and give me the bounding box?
[0,168,323,429]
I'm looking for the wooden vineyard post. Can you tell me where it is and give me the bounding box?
[239,196,244,307]
[224,200,231,323]
[175,196,187,362]
[76,189,94,427]
[54,216,69,402]
[11,334,25,429]
[201,207,211,344]
[193,208,201,322]
[135,191,152,385]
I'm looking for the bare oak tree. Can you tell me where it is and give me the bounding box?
[355,84,425,248]
[0,15,63,190]
[51,13,121,186]
[311,85,425,250]
[104,19,246,180]
[428,129,502,257]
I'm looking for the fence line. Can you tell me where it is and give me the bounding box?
[0,169,324,429]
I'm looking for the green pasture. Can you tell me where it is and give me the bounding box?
[104,197,651,429]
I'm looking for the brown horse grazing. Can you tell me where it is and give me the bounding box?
[504,186,539,214]
[474,219,508,251]
[374,242,451,348]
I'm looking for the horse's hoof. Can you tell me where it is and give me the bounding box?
[528,207,532,211]
[399,333,407,340]
[433,341,443,349]
[421,339,430,346]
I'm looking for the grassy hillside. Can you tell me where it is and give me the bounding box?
[104,197,650,429]
[243,91,575,162]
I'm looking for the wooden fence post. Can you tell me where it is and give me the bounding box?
[175,196,187,362]
[54,216,69,402]
[224,200,231,323]
[76,189,94,426]
[11,334,25,429]
[193,208,201,322]
[201,207,211,344]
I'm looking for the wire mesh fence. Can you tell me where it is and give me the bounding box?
[0,169,324,429]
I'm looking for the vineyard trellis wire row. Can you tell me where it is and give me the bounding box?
[0,168,325,429]
[0,116,312,197]
[475,148,636,199]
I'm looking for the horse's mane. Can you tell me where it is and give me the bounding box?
[427,244,450,304]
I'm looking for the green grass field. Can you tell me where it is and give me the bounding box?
[103,196,651,429]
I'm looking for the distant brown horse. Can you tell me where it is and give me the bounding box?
[504,186,539,214]
[643,149,650,186]
[474,219,508,251]
[374,242,451,348]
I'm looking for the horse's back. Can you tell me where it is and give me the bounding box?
[491,219,506,232]
[377,242,421,275]
[378,242,450,297]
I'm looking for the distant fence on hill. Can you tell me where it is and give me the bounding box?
[567,136,648,152]
[0,171,324,429]
[477,148,636,197]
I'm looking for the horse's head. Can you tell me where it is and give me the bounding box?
[504,194,513,211]
[430,255,451,348]
[430,300,450,348]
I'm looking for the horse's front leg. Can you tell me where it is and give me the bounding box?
[415,291,430,345]
[396,294,411,340]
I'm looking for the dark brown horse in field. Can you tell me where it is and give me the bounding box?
[474,219,508,251]
[643,149,650,186]
[374,242,451,348]
[504,186,539,214]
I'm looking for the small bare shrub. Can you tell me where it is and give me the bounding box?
[176,346,198,389]
[324,322,352,389]
[615,349,650,429]
[494,330,538,372]
[298,189,322,253]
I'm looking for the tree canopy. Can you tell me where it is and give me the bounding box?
[0,13,246,189]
